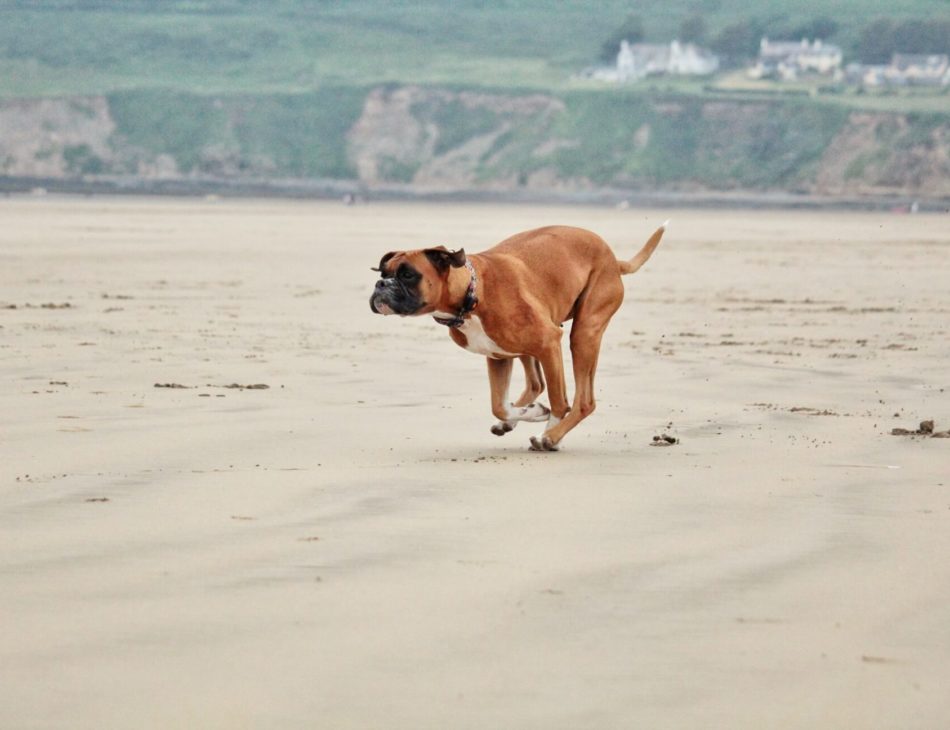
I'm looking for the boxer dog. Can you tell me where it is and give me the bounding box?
[370,222,666,451]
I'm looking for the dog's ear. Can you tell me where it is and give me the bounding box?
[424,246,466,273]
[371,251,396,273]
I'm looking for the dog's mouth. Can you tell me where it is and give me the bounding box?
[372,299,396,315]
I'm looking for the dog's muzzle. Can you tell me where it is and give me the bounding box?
[369,278,389,314]
[370,277,420,315]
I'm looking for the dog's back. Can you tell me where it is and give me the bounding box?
[479,226,614,317]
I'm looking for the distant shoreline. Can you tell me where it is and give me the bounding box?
[1,175,946,212]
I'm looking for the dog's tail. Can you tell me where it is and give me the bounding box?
[618,220,668,275]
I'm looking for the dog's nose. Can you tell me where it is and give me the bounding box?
[375,279,387,292]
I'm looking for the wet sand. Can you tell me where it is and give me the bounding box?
[1,196,949,728]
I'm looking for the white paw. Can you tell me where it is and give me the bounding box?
[492,402,551,436]
[508,402,549,423]
[528,435,559,452]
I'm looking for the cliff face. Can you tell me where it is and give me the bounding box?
[347,86,564,189]
[813,112,950,197]
[1,87,947,199]
[0,97,116,177]
[345,89,950,198]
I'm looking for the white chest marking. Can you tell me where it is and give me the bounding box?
[440,313,518,358]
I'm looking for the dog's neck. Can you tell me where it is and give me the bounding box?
[434,259,478,328]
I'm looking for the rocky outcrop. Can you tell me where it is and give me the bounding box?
[0,97,115,177]
[814,112,950,197]
[347,86,563,188]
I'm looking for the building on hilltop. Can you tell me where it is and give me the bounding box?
[588,40,719,82]
[748,38,843,81]
[890,54,950,85]
[845,53,950,87]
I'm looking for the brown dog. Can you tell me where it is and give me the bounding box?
[370,223,666,450]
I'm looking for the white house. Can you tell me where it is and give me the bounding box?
[668,40,720,75]
[846,54,950,87]
[749,38,843,81]
[595,39,718,82]
[891,54,950,85]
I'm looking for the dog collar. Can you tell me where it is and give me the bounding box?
[433,259,478,328]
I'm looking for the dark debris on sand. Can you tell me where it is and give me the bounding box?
[891,420,950,438]
[154,382,270,390]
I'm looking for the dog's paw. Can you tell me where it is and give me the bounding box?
[491,421,514,436]
[528,435,559,452]
[518,402,550,423]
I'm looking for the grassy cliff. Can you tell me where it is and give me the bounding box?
[4,86,947,199]
[107,88,365,178]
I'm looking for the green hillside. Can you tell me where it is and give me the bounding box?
[1,2,948,199]
[1,0,948,97]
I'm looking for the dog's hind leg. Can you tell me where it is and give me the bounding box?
[532,275,622,450]
[488,357,549,436]
[528,331,571,451]
[531,322,606,450]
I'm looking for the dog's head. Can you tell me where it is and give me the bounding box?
[369,246,466,316]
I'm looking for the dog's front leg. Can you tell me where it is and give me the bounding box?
[487,357,548,436]
[487,357,515,435]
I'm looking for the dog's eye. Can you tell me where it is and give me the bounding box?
[399,268,416,281]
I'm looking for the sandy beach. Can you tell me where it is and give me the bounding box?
[1,196,948,729]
